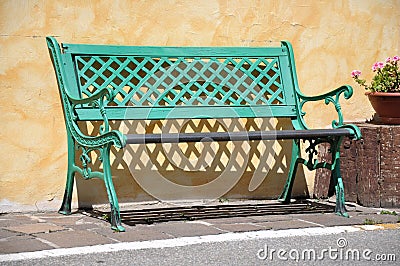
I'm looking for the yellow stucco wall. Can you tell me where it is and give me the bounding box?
[1,0,399,212]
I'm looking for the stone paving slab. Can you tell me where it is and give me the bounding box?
[351,213,400,224]
[0,215,38,227]
[151,221,225,237]
[293,212,398,227]
[245,214,296,223]
[254,219,322,230]
[4,223,66,235]
[36,216,83,226]
[294,213,367,226]
[33,230,116,248]
[65,223,105,231]
[91,224,173,242]
[0,235,53,254]
[200,216,260,224]
[211,222,265,232]
[0,229,18,240]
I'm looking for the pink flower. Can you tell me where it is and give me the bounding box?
[351,70,362,77]
[372,62,384,71]
[386,57,392,63]
[393,55,400,62]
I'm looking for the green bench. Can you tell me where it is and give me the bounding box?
[46,36,361,231]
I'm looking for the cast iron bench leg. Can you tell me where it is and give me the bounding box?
[102,144,125,232]
[278,139,301,203]
[59,135,75,215]
[332,139,349,217]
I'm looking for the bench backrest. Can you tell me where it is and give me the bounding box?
[47,37,302,122]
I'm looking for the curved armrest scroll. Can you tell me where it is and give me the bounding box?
[68,87,116,106]
[297,85,353,103]
[67,87,127,149]
[69,87,116,135]
[297,85,358,137]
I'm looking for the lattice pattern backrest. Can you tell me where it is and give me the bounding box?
[74,55,287,107]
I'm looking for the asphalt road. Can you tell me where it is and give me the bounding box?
[2,228,399,266]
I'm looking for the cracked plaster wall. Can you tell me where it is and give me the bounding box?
[0,0,399,212]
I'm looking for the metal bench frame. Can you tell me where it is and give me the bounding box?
[47,37,361,231]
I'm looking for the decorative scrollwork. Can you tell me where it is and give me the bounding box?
[303,139,320,170]
[305,139,318,163]
[79,146,92,179]
[296,85,353,130]
[78,144,110,180]
[301,137,338,171]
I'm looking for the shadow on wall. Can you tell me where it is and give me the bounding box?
[74,118,308,208]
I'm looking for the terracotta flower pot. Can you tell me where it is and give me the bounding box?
[366,92,400,124]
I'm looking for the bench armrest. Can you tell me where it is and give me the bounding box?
[68,87,115,106]
[67,87,127,149]
[69,87,116,134]
[296,85,361,139]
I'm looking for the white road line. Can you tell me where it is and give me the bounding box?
[0,225,374,262]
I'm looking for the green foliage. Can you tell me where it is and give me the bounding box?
[363,218,382,225]
[352,56,400,93]
[218,197,229,203]
[101,214,110,222]
[380,210,398,216]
